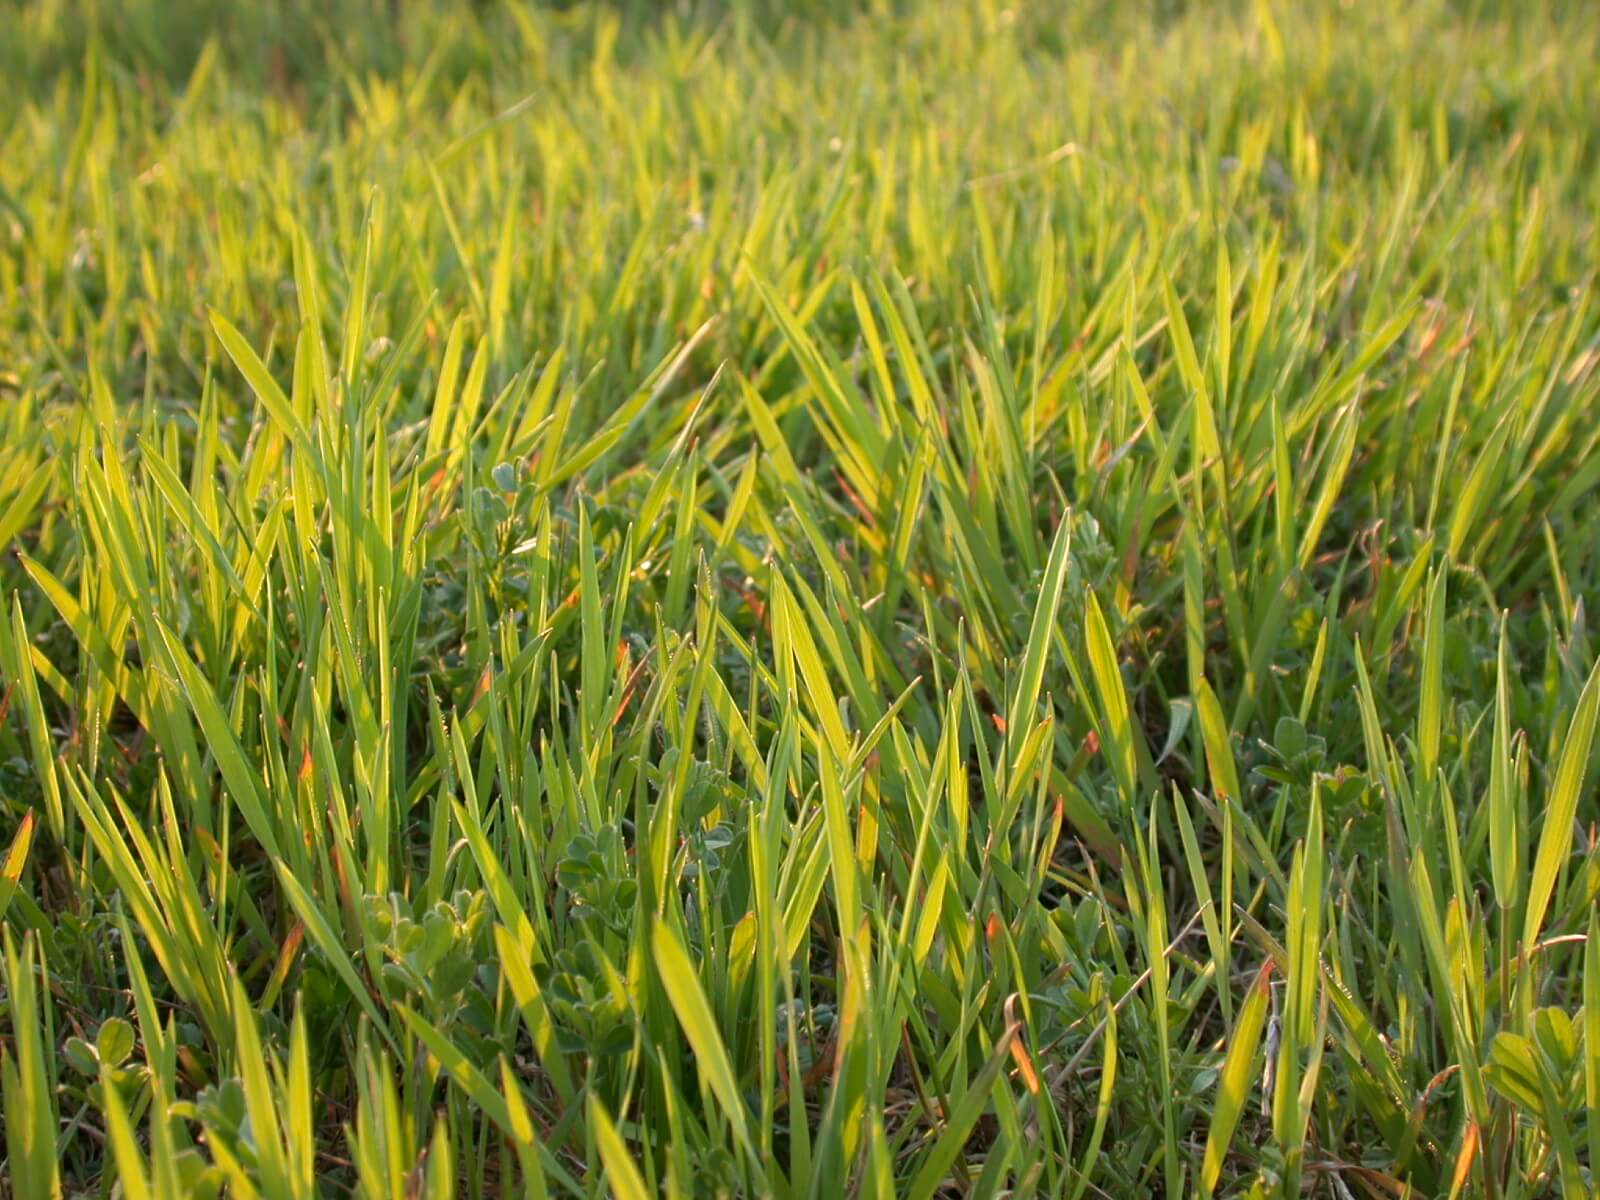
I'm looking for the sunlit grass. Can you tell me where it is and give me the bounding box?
[3,0,1600,1196]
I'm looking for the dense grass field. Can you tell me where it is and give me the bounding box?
[3,0,1599,1195]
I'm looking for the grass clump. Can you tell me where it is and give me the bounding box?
[3,0,1600,1195]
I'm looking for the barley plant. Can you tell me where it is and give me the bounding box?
[2,0,1599,1196]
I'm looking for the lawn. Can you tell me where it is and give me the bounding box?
[2,0,1599,1195]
